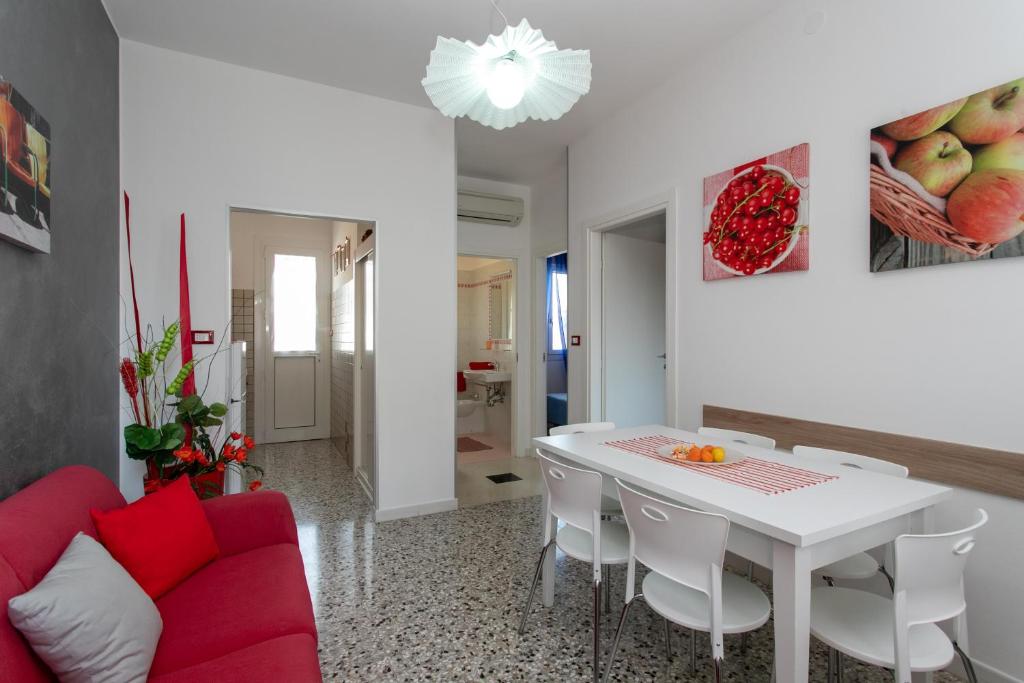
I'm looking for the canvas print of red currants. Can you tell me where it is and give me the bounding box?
[870,78,1024,272]
[702,143,809,281]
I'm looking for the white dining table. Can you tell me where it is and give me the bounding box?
[533,425,953,683]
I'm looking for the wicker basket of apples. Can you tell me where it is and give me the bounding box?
[870,79,1024,256]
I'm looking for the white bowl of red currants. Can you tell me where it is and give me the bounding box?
[704,164,806,276]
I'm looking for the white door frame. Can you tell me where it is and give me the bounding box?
[454,250,529,463]
[584,189,678,428]
[533,250,567,439]
[225,205,379,507]
[353,232,378,505]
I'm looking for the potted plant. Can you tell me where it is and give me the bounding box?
[120,321,263,498]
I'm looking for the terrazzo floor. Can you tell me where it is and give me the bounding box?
[251,439,962,683]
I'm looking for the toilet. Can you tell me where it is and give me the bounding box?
[456,398,484,435]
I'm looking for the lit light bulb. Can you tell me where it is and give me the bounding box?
[486,58,526,110]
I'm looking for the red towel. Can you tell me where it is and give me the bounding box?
[456,372,467,392]
[468,361,496,370]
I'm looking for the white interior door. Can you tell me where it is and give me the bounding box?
[263,246,330,443]
[354,248,375,499]
[602,232,666,427]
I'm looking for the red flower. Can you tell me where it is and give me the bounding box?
[222,444,236,460]
[235,448,248,463]
[196,452,210,467]
[248,480,262,492]
[173,447,194,463]
[230,431,242,440]
[243,435,255,450]
[215,461,225,473]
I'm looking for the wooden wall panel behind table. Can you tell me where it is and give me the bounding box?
[703,405,1024,501]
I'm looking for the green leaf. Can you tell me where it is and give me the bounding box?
[199,416,223,427]
[124,424,161,451]
[179,395,203,413]
[158,423,186,450]
[209,402,228,417]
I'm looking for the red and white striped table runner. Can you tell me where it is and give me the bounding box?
[604,434,837,495]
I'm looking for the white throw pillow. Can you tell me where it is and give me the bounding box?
[8,532,163,683]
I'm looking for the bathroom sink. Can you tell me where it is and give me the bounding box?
[464,369,512,384]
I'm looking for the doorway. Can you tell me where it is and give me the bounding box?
[228,210,378,504]
[454,254,539,507]
[597,211,668,427]
[542,252,568,431]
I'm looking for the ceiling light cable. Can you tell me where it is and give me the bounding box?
[488,0,510,27]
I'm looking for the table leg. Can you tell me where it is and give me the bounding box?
[773,541,812,683]
[543,511,556,607]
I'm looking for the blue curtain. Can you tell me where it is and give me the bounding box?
[546,253,568,370]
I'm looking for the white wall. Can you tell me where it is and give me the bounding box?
[457,177,532,457]
[119,41,457,520]
[229,212,334,289]
[567,1,1024,680]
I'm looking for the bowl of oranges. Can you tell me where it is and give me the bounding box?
[656,442,746,465]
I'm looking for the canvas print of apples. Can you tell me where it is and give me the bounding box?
[703,143,809,281]
[870,78,1024,272]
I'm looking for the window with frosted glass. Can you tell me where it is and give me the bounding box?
[273,254,317,353]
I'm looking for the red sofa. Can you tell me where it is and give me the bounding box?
[0,466,322,682]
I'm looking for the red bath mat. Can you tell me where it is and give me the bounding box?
[457,437,492,453]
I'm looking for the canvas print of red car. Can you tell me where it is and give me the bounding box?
[0,77,51,253]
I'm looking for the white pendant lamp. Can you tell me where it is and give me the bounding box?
[422,18,591,130]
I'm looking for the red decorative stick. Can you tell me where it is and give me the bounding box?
[179,213,196,397]
[123,192,152,426]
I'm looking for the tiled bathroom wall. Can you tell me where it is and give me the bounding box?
[331,272,356,467]
[230,288,255,434]
[330,222,357,467]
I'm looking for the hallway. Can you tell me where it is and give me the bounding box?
[250,439,959,682]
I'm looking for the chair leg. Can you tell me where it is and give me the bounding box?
[746,559,754,582]
[953,641,979,683]
[593,579,602,683]
[826,647,834,682]
[690,628,697,673]
[879,565,895,593]
[603,564,611,612]
[518,541,554,635]
[740,631,748,655]
[663,618,672,660]
[836,651,845,683]
[600,594,643,683]
[713,657,723,683]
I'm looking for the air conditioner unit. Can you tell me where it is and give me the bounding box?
[457,190,524,227]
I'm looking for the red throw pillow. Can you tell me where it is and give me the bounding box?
[91,476,219,599]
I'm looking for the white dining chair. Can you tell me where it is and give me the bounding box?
[810,508,987,683]
[698,426,776,584]
[602,479,772,683]
[794,446,909,590]
[550,422,623,513]
[697,426,777,450]
[519,451,631,683]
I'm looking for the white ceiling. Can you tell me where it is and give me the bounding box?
[103,0,783,184]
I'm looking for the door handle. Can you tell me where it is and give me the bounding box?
[657,353,667,359]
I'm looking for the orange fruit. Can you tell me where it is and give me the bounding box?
[701,446,714,463]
